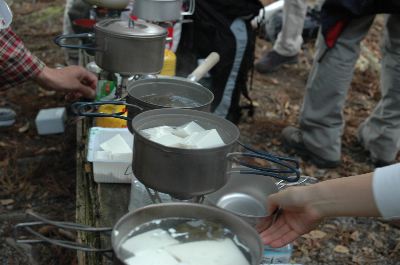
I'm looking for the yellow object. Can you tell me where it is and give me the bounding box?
[95,104,127,128]
[160,49,176,76]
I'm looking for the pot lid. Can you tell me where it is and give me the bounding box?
[95,18,167,38]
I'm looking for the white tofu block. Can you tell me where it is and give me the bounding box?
[124,249,180,265]
[154,134,185,147]
[121,228,179,255]
[141,126,174,140]
[94,151,112,160]
[35,107,67,135]
[182,129,224,149]
[165,239,250,265]
[173,121,205,138]
[100,134,132,154]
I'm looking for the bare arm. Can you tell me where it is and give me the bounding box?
[304,172,380,218]
[259,173,380,248]
[34,66,97,99]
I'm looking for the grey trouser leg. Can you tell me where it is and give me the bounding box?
[273,0,308,56]
[299,16,375,161]
[358,15,400,162]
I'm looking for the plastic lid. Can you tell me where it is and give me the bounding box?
[95,18,167,38]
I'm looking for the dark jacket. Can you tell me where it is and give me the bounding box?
[321,0,400,49]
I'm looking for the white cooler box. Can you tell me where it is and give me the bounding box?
[87,127,134,183]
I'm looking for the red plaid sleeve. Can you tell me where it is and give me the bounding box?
[0,27,45,88]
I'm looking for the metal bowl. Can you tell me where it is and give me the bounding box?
[205,171,278,227]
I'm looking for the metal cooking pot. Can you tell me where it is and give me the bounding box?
[205,172,317,228]
[83,0,129,9]
[54,18,168,75]
[15,203,263,265]
[73,52,220,133]
[133,0,195,22]
[131,109,301,199]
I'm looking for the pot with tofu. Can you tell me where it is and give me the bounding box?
[131,108,301,199]
[14,203,263,265]
[112,203,263,265]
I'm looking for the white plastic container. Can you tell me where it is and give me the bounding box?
[87,127,134,183]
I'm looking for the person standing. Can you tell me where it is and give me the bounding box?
[0,0,97,127]
[255,0,308,73]
[282,2,400,168]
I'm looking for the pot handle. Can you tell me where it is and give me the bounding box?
[13,210,113,252]
[181,0,195,16]
[54,33,98,51]
[72,101,143,120]
[275,176,318,190]
[227,142,301,183]
[187,52,220,82]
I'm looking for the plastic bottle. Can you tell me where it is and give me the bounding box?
[128,177,172,212]
[160,49,177,76]
[96,70,117,101]
[93,70,129,128]
[261,244,293,264]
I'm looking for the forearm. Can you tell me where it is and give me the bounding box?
[0,27,45,88]
[308,173,381,218]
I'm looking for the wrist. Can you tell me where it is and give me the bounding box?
[295,184,329,220]
[307,182,336,218]
[34,66,55,89]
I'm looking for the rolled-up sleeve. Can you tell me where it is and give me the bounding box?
[0,27,45,88]
[372,163,400,219]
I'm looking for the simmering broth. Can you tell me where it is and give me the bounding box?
[140,94,202,108]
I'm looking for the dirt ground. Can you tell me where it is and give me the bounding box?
[0,0,399,264]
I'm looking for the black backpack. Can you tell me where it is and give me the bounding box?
[176,0,262,124]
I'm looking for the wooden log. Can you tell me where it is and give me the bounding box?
[76,118,103,265]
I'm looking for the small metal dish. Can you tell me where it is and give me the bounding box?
[205,171,279,227]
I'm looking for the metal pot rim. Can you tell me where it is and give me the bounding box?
[131,109,240,153]
[95,18,168,39]
[127,77,215,109]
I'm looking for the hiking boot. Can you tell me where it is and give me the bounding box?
[0,108,16,127]
[281,126,341,169]
[357,128,395,168]
[255,50,298,73]
[372,158,395,168]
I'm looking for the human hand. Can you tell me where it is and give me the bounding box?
[34,66,97,100]
[259,186,323,248]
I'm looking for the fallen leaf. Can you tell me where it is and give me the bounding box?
[84,163,92,173]
[350,231,360,241]
[253,158,270,167]
[323,224,337,230]
[334,245,350,254]
[0,199,15,206]
[18,122,30,133]
[269,78,279,85]
[303,230,327,239]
